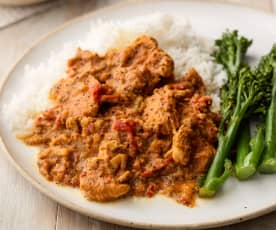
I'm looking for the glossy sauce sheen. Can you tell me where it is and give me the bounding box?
[22,36,219,206]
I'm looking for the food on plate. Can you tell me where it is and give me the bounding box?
[200,31,276,197]
[2,14,225,135]
[21,35,220,205]
[3,13,275,205]
[258,45,276,173]
[3,14,227,206]
[235,121,265,180]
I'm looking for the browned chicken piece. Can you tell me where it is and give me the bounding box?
[106,36,174,99]
[50,75,102,117]
[191,146,216,174]
[142,86,179,136]
[67,48,119,82]
[171,118,194,165]
[175,68,206,95]
[80,158,130,201]
[142,68,208,137]
[106,67,151,100]
[120,36,174,78]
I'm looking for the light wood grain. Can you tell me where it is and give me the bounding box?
[55,206,89,230]
[223,0,273,12]
[0,1,275,230]
[0,156,57,230]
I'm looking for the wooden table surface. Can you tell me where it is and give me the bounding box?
[0,0,275,229]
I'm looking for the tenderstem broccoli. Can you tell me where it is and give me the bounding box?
[199,31,272,197]
[258,45,276,173]
[235,121,265,180]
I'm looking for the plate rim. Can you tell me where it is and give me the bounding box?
[0,0,276,229]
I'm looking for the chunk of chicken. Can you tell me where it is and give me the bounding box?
[120,35,174,78]
[191,147,215,174]
[80,158,130,201]
[171,118,194,165]
[171,68,206,95]
[67,48,119,82]
[106,36,174,99]
[50,75,102,117]
[142,86,178,135]
[106,67,153,100]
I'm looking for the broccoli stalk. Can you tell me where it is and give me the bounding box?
[200,68,270,197]
[199,31,252,197]
[199,31,272,197]
[235,121,265,180]
[216,30,252,128]
[259,45,276,173]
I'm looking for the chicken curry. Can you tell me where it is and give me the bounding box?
[22,36,219,206]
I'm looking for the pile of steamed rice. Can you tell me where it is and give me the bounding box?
[2,13,227,133]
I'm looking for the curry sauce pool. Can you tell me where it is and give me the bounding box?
[21,36,219,206]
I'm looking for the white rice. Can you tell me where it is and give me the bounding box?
[2,13,227,133]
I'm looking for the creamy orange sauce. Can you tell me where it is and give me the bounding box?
[22,36,219,206]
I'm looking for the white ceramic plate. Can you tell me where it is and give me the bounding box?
[1,1,276,229]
